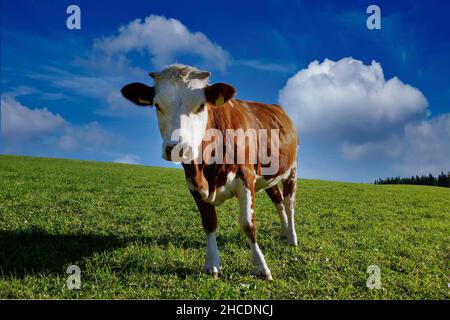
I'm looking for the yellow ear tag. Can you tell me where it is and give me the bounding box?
[138,97,151,105]
[215,95,225,106]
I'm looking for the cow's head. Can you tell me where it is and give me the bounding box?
[121,65,235,162]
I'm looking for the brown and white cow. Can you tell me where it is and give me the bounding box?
[121,64,298,280]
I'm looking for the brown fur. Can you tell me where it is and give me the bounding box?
[184,98,298,193]
[265,185,284,204]
[282,165,297,198]
[189,190,217,233]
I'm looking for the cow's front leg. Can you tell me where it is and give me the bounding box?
[237,178,272,280]
[190,191,220,278]
[204,230,220,278]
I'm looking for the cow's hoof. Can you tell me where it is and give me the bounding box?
[255,268,273,281]
[288,234,298,246]
[204,265,220,279]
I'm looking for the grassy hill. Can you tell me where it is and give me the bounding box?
[0,155,448,299]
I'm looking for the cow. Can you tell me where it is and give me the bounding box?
[121,64,298,280]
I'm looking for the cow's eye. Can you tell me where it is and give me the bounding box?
[195,104,206,113]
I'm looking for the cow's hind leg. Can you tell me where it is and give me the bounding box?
[237,177,272,280]
[190,191,220,279]
[265,185,289,238]
[282,164,298,246]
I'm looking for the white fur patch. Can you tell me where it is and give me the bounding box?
[237,181,253,229]
[203,171,238,206]
[236,180,272,279]
[204,231,220,275]
[250,242,272,280]
[152,65,210,160]
[254,162,295,192]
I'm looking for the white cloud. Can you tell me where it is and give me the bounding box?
[30,66,123,101]
[58,122,118,152]
[2,86,37,98]
[113,154,141,165]
[394,114,450,175]
[1,85,70,102]
[1,97,65,140]
[28,62,148,117]
[278,57,428,142]
[278,57,450,176]
[95,15,230,70]
[1,97,119,154]
[233,59,296,73]
[23,15,232,117]
[341,136,403,160]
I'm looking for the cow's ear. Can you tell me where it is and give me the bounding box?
[121,82,155,106]
[204,83,236,106]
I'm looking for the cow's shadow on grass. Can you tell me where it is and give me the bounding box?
[0,228,207,279]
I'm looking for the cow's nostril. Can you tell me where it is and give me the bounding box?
[165,144,174,153]
[165,144,176,159]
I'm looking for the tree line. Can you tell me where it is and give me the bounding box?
[374,172,449,188]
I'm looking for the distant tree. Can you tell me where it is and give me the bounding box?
[437,171,450,187]
[374,172,449,188]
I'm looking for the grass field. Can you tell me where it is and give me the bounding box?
[0,154,448,299]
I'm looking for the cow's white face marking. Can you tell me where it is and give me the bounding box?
[151,65,210,162]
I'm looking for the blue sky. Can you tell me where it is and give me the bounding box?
[1,0,449,182]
